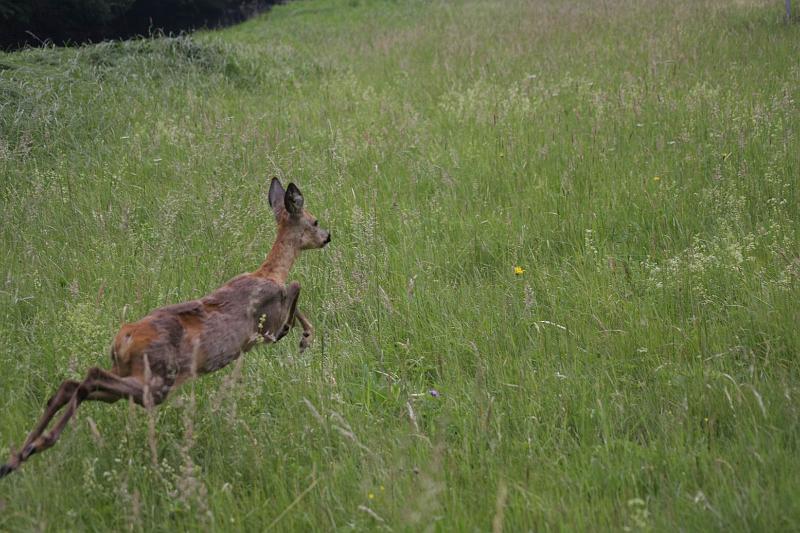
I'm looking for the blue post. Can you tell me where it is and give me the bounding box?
[788,0,792,21]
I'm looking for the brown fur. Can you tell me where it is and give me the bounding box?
[0,179,330,479]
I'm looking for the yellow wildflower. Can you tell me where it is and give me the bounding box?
[653,176,661,182]
[514,266,525,275]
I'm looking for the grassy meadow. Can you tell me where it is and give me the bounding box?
[1,0,799,530]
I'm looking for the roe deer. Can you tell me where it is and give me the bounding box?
[0,178,330,479]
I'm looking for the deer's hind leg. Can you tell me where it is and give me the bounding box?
[1,378,81,476]
[21,380,79,450]
[1,368,152,478]
[26,368,150,455]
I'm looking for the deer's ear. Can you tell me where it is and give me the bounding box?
[269,178,285,217]
[284,183,304,215]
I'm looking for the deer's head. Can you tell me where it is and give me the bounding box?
[268,178,331,250]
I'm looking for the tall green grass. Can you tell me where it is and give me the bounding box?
[1,0,798,530]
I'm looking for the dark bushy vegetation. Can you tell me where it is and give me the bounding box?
[0,0,277,49]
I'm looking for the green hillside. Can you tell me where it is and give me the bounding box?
[1,0,798,530]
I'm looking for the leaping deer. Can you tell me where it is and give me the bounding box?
[0,178,330,479]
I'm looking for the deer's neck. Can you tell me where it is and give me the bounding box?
[255,228,299,284]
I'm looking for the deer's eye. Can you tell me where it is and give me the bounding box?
[313,220,319,227]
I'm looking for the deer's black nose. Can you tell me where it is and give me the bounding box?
[324,232,331,245]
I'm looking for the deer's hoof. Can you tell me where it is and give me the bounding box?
[0,464,13,479]
[299,334,314,353]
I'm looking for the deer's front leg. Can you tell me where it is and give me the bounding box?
[273,281,301,343]
[295,309,314,353]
